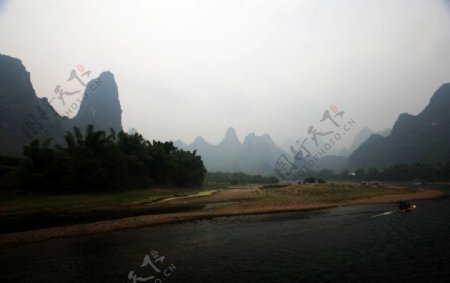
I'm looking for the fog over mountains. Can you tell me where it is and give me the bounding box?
[2,53,450,175]
[174,127,370,175]
[349,83,450,169]
[174,127,287,175]
[0,54,122,156]
[175,84,450,174]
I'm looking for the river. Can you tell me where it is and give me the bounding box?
[1,185,449,283]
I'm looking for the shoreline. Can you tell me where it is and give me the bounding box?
[0,188,446,247]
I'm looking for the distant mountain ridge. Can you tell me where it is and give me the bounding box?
[176,127,288,175]
[0,54,122,156]
[70,71,122,134]
[349,127,373,154]
[176,127,358,176]
[348,83,450,168]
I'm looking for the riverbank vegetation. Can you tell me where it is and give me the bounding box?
[0,186,220,233]
[0,182,436,234]
[205,171,278,185]
[299,162,450,183]
[0,125,206,193]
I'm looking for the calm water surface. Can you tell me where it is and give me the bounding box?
[1,186,449,283]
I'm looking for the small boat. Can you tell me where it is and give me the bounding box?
[412,179,427,186]
[398,200,416,212]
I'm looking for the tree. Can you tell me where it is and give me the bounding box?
[17,125,207,192]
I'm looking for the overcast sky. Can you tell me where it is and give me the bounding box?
[1,0,450,147]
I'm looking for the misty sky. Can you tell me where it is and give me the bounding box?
[1,0,450,148]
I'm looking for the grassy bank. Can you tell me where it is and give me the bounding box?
[257,183,418,204]
[0,182,435,235]
[0,184,226,233]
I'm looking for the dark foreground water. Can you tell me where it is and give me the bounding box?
[1,188,449,283]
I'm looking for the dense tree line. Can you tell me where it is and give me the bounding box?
[349,162,450,182]
[1,125,206,192]
[206,171,279,185]
[305,162,450,182]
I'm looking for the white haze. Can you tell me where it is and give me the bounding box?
[1,0,450,148]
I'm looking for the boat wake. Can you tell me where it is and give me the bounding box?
[371,211,397,218]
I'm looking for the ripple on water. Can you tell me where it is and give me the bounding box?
[0,199,449,283]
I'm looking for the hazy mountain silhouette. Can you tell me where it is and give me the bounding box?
[177,127,288,175]
[377,128,391,137]
[348,83,450,168]
[0,54,67,155]
[70,71,122,134]
[349,127,373,153]
[337,127,391,157]
[0,54,123,156]
[313,155,348,171]
[220,127,241,146]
